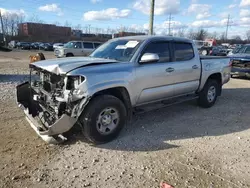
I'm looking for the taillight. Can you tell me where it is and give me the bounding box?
[209,50,212,55]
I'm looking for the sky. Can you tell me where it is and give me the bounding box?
[1,0,250,39]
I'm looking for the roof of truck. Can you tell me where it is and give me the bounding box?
[113,35,193,43]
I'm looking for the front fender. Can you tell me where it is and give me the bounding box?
[87,80,132,98]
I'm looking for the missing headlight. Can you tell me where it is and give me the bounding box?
[66,76,85,90]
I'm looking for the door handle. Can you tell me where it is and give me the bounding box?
[166,67,175,72]
[192,65,199,69]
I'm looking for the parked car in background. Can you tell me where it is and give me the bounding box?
[38,43,46,50]
[53,43,64,49]
[229,44,250,78]
[44,43,54,51]
[54,41,102,57]
[209,46,227,56]
[16,42,31,50]
[17,36,231,144]
[228,46,243,56]
[38,43,53,51]
[30,42,41,50]
[8,40,17,48]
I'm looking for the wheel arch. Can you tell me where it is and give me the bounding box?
[91,87,133,120]
[207,73,222,96]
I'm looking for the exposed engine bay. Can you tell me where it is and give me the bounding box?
[16,64,89,139]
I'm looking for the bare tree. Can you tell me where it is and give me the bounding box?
[231,35,242,44]
[53,21,61,26]
[64,21,72,27]
[73,24,82,30]
[28,14,44,23]
[207,31,218,39]
[220,32,226,42]
[187,29,196,40]
[176,27,186,37]
[1,12,25,36]
[195,28,208,40]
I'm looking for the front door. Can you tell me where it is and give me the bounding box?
[135,41,176,105]
[73,42,84,56]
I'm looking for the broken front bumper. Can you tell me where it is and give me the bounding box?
[16,82,77,144]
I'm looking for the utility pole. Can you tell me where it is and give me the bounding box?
[149,0,155,35]
[0,10,7,46]
[168,13,174,36]
[225,14,230,41]
[168,13,171,36]
[88,24,91,34]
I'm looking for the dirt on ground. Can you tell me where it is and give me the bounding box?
[0,50,249,188]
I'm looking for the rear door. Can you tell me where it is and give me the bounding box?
[83,42,94,56]
[170,42,201,96]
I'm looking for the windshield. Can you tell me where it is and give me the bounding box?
[238,46,246,53]
[64,42,77,48]
[90,39,142,61]
[232,47,241,54]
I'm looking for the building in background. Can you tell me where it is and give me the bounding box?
[18,22,71,42]
[71,29,82,38]
[114,31,146,38]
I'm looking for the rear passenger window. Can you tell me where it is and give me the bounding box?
[83,42,94,49]
[143,42,170,62]
[94,43,101,48]
[174,43,194,61]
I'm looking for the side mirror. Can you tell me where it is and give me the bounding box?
[139,53,159,63]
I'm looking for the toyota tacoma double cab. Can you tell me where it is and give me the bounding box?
[16,36,232,144]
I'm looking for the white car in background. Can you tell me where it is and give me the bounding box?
[54,41,102,57]
[53,43,64,49]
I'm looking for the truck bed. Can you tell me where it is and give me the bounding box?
[200,55,230,59]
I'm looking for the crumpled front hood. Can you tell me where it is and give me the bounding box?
[32,57,118,75]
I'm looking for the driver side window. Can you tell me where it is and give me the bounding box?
[143,41,170,62]
[74,42,82,49]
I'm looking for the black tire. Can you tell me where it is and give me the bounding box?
[198,79,219,108]
[37,52,45,60]
[66,53,74,57]
[79,95,127,144]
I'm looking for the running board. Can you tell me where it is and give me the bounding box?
[134,94,198,114]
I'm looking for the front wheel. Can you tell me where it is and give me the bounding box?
[79,95,127,144]
[198,79,219,108]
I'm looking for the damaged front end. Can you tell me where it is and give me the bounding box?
[16,64,90,144]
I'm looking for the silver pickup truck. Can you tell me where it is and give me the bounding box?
[16,36,232,144]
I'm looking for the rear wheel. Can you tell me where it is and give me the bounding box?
[79,95,127,144]
[198,79,219,108]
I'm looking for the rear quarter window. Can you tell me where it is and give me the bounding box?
[174,42,194,61]
[83,42,94,49]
